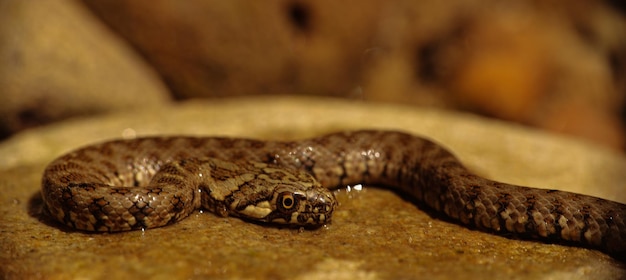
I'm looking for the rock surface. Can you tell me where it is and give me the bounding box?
[1,96,625,279]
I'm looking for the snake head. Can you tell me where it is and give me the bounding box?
[201,161,338,227]
[227,181,337,226]
[265,184,337,226]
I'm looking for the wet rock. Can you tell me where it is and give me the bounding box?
[0,96,624,279]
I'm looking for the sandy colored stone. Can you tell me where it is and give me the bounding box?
[0,0,170,137]
[0,96,625,279]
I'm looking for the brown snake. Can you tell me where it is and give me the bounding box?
[41,130,626,256]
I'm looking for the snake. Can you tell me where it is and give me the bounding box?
[41,130,626,256]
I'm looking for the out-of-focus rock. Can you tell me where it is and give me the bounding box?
[81,0,626,150]
[0,0,170,138]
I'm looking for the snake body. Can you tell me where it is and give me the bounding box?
[41,130,626,256]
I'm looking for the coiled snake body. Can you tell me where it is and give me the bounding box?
[42,130,626,256]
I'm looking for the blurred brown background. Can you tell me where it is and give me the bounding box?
[1,0,625,151]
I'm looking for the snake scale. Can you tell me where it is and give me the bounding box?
[41,130,626,256]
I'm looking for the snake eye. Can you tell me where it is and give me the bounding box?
[277,192,298,211]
